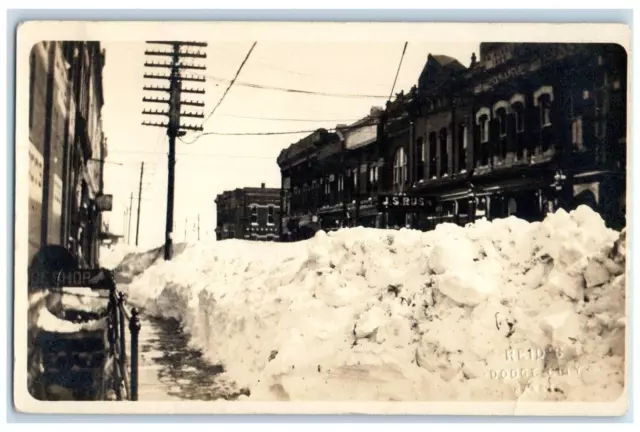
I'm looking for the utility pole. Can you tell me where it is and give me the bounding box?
[141,41,207,260]
[135,162,144,246]
[127,192,133,244]
[123,208,127,240]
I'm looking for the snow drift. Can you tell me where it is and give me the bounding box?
[120,206,627,402]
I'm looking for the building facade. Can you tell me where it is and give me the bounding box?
[215,184,281,241]
[28,41,109,267]
[277,43,627,240]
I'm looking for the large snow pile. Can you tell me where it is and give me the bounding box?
[121,206,626,402]
[99,243,141,269]
[112,242,189,283]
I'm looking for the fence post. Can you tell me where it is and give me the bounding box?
[117,292,126,369]
[129,307,141,401]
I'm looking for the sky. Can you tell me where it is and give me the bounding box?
[100,40,481,249]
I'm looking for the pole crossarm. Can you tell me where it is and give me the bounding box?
[144,73,206,82]
[180,111,205,118]
[180,87,206,94]
[146,41,208,47]
[145,50,207,59]
[180,100,205,107]
[143,85,171,92]
[142,96,170,104]
[144,61,207,70]
[142,40,207,261]
[142,109,170,117]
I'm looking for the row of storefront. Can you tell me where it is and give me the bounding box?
[277,43,627,240]
[28,41,111,267]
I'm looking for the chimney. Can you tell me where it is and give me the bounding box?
[261,183,265,189]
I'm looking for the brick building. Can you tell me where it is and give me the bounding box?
[277,43,627,239]
[28,41,109,267]
[215,183,281,241]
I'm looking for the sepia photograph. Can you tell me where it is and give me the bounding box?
[13,21,629,415]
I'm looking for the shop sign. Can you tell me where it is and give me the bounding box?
[96,194,113,212]
[29,268,114,289]
[377,194,431,211]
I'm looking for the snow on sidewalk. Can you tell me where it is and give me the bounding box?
[118,206,627,402]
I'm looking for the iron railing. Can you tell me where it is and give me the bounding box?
[107,287,141,401]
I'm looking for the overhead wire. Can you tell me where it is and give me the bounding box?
[202,41,257,124]
[389,42,408,101]
[197,72,388,99]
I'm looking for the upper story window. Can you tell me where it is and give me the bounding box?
[513,102,525,133]
[428,132,437,178]
[458,123,467,172]
[416,137,425,180]
[368,165,379,185]
[352,168,358,189]
[324,177,330,195]
[479,115,490,143]
[533,86,554,129]
[572,117,584,151]
[250,205,258,225]
[539,96,552,127]
[338,175,344,191]
[439,128,449,176]
[393,146,407,189]
[267,205,275,225]
[417,137,425,163]
[496,108,508,137]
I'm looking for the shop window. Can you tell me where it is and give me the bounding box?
[416,137,425,180]
[393,146,407,191]
[439,128,449,176]
[267,205,275,225]
[429,132,437,178]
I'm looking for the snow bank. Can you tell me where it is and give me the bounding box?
[121,206,626,402]
[99,243,140,269]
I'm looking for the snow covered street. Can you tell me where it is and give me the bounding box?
[136,314,246,401]
[109,206,627,403]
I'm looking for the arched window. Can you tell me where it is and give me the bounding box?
[439,128,449,176]
[539,94,552,128]
[393,146,407,191]
[479,114,490,144]
[533,86,554,129]
[496,108,508,138]
[512,102,525,134]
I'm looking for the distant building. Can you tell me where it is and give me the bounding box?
[214,183,281,241]
[277,43,627,239]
